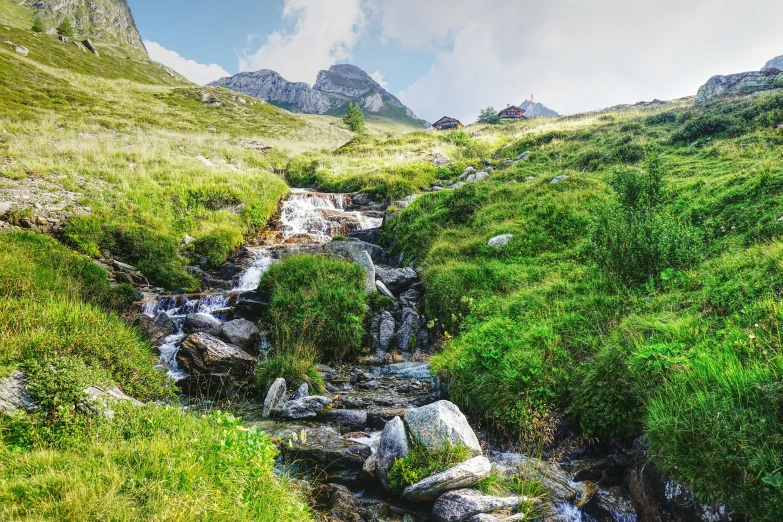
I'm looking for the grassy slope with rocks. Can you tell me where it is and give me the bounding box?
[0,1,321,518]
[378,95,783,519]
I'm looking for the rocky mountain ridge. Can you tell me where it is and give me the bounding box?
[210,64,428,127]
[696,55,783,105]
[29,0,145,52]
[518,99,559,118]
[766,55,783,70]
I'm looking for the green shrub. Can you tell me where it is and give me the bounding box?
[192,225,243,269]
[31,17,44,33]
[56,19,73,37]
[387,442,472,494]
[477,107,501,125]
[259,254,367,360]
[646,353,783,520]
[255,341,324,395]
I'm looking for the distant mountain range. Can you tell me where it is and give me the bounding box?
[518,100,559,118]
[210,64,429,128]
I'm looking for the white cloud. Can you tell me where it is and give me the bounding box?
[370,70,388,89]
[381,0,783,123]
[145,41,230,86]
[238,0,366,83]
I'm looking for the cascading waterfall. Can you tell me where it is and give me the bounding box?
[143,189,382,377]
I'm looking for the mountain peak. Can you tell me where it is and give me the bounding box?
[519,99,559,118]
[212,64,428,128]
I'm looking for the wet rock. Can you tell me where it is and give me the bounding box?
[290,382,309,400]
[550,175,568,184]
[432,489,531,522]
[376,280,396,300]
[348,227,381,245]
[363,451,377,481]
[232,290,268,321]
[404,401,481,456]
[358,496,432,522]
[488,234,513,248]
[183,313,223,336]
[314,483,363,522]
[376,266,418,295]
[369,362,434,380]
[262,378,287,418]
[377,416,410,491]
[379,311,396,352]
[491,453,595,507]
[218,318,259,351]
[396,307,420,352]
[582,486,638,522]
[627,437,731,522]
[398,288,420,307]
[0,371,36,415]
[324,238,385,264]
[403,456,492,502]
[176,332,255,382]
[323,409,368,431]
[272,396,332,420]
[362,379,380,390]
[370,313,382,351]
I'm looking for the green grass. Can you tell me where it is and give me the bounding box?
[259,254,368,360]
[387,442,472,494]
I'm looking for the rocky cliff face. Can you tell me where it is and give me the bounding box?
[696,67,783,105]
[211,64,428,127]
[766,55,783,70]
[519,99,559,118]
[31,0,145,52]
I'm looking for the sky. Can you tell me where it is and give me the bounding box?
[128,0,783,123]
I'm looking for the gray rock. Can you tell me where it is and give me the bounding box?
[363,451,377,481]
[313,483,363,522]
[399,288,420,307]
[14,44,28,57]
[459,167,477,181]
[550,175,569,184]
[766,55,783,71]
[466,173,477,183]
[394,194,421,210]
[450,182,467,190]
[376,280,395,300]
[516,151,531,160]
[404,400,482,456]
[0,371,36,415]
[79,385,143,419]
[488,234,514,248]
[396,307,420,352]
[218,318,260,351]
[432,489,530,522]
[324,409,368,431]
[356,250,376,293]
[370,313,382,352]
[289,382,309,400]
[375,266,418,295]
[34,0,145,50]
[379,310,396,352]
[403,456,491,502]
[324,239,385,264]
[376,416,410,491]
[262,378,287,418]
[181,235,196,246]
[176,332,255,381]
[272,395,332,420]
[369,362,433,381]
[152,311,176,337]
[696,67,783,105]
[473,172,489,182]
[183,313,222,336]
[83,39,99,56]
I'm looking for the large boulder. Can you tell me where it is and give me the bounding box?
[766,55,783,71]
[395,307,420,352]
[404,401,482,456]
[379,310,396,352]
[272,395,332,420]
[0,371,36,415]
[176,332,255,382]
[403,456,491,502]
[323,409,368,431]
[313,483,363,522]
[376,416,410,491]
[183,313,223,336]
[432,489,530,522]
[262,378,287,418]
[323,241,378,293]
[375,266,418,295]
[696,68,783,105]
[290,382,309,400]
[487,234,513,249]
[218,318,260,351]
[79,386,143,419]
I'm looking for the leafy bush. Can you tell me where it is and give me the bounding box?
[589,153,701,285]
[387,442,472,494]
[646,353,783,520]
[259,254,367,360]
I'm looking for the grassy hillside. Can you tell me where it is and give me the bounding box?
[379,93,783,519]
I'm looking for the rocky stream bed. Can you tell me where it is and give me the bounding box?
[130,186,728,522]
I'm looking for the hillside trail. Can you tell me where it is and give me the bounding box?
[138,189,636,522]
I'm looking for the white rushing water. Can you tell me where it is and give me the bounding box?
[145,189,382,378]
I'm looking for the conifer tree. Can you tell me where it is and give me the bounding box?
[32,16,45,33]
[344,102,366,133]
[57,19,74,37]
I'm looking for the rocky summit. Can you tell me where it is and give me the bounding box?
[518,99,559,117]
[210,64,429,127]
[696,61,783,105]
[765,55,783,70]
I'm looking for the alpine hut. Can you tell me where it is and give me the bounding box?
[497,105,526,119]
[432,116,464,130]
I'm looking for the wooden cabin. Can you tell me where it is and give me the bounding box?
[432,116,464,130]
[498,105,526,119]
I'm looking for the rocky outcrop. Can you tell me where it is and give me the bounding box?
[519,99,559,118]
[31,0,146,52]
[376,416,410,491]
[402,456,492,502]
[210,64,428,126]
[183,313,222,336]
[262,378,287,418]
[696,67,783,105]
[432,489,532,522]
[176,332,255,382]
[218,318,259,352]
[765,55,783,70]
[272,396,332,420]
[404,400,482,456]
[375,266,418,295]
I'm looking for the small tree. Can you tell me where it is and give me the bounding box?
[31,16,45,33]
[57,19,74,37]
[344,101,365,133]
[477,106,500,125]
